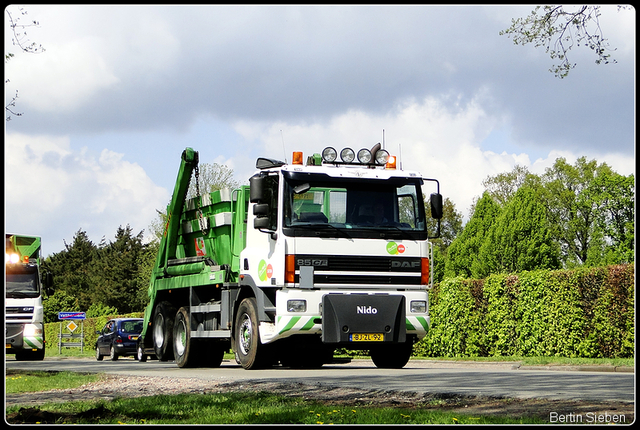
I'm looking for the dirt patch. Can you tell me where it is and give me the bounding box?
[215,380,634,423]
[6,375,635,424]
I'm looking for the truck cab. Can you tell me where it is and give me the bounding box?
[5,234,52,361]
[236,145,441,368]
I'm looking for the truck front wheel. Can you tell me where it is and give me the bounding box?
[15,348,45,361]
[234,297,267,370]
[370,341,413,369]
[152,302,176,361]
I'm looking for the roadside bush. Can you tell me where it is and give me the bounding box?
[414,264,634,359]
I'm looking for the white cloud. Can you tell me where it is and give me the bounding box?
[229,95,634,221]
[6,38,119,112]
[5,133,169,252]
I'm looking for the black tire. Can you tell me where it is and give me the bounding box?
[370,341,413,369]
[15,348,46,361]
[137,343,147,362]
[279,337,331,369]
[199,340,226,368]
[152,301,176,361]
[109,344,119,361]
[173,307,195,368]
[96,346,103,361]
[234,297,268,370]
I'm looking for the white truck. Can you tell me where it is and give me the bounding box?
[139,144,442,369]
[6,234,52,360]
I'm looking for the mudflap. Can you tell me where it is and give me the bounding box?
[321,294,406,344]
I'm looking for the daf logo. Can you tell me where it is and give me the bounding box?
[391,261,420,268]
[297,259,328,267]
[356,306,378,314]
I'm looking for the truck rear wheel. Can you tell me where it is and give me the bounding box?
[173,307,195,368]
[173,308,226,368]
[234,297,268,370]
[152,302,176,361]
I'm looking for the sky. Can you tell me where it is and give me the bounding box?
[4,5,635,257]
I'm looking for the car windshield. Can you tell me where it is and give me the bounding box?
[120,320,143,334]
[283,172,427,240]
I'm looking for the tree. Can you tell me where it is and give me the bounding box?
[500,5,623,78]
[42,230,98,310]
[187,162,241,199]
[445,192,502,279]
[478,186,560,277]
[425,196,464,283]
[481,164,532,207]
[90,225,147,313]
[43,291,80,323]
[540,157,605,267]
[584,170,634,265]
[5,6,45,120]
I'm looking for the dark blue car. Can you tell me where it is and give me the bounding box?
[95,318,144,361]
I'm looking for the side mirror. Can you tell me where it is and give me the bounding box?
[253,204,269,216]
[42,272,54,296]
[250,175,265,203]
[430,193,443,219]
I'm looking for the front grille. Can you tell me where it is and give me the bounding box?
[294,254,421,286]
[5,307,35,322]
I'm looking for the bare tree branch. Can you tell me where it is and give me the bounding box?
[500,5,623,78]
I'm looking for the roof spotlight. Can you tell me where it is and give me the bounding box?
[322,147,337,163]
[375,149,390,165]
[340,147,355,163]
[357,148,372,164]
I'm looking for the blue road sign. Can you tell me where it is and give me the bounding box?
[58,312,86,320]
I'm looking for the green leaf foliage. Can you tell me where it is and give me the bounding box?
[445,192,501,279]
[416,277,486,357]
[478,186,560,278]
[415,264,634,359]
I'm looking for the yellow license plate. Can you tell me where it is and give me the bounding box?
[129,335,139,341]
[350,333,383,342]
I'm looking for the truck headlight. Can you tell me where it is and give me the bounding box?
[410,300,427,313]
[23,324,43,336]
[287,300,307,313]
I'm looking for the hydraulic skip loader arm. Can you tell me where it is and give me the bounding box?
[140,148,199,348]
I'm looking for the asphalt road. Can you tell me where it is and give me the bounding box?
[5,356,635,403]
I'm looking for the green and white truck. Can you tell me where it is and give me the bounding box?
[138,144,442,369]
[5,234,52,360]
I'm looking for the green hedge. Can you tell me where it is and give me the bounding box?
[414,264,634,359]
[44,312,144,353]
[44,265,633,359]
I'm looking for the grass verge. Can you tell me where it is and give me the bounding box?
[6,392,546,425]
[5,369,104,394]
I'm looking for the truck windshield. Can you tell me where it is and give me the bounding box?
[6,266,40,298]
[283,172,427,240]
